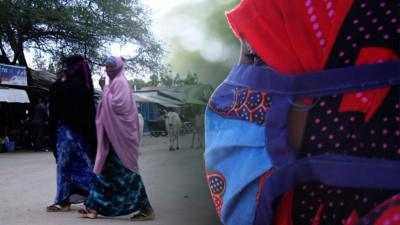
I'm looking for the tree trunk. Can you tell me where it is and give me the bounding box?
[0,40,11,64]
[12,38,32,85]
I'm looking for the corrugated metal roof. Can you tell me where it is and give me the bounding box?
[134,84,213,107]
[31,70,57,91]
[0,88,30,103]
[134,91,182,108]
[159,90,185,102]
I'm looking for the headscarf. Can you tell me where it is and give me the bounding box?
[63,55,92,89]
[93,56,140,174]
[105,56,123,79]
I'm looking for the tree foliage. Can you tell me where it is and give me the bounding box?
[183,71,199,85]
[160,74,173,87]
[129,78,146,90]
[129,70,200,90]
[148,74,159,87]
[0,0,164,78]
[164,0,240,87]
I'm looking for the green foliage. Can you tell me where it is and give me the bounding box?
[129,78,146,90]
[33,50,48,70]
[168,46,232,87]
[47,62,57,74]
[164,0,240,87]
[0,0,164,77]
[160,74,173,87]
[173,73,183,86]
[206,0,240,45]
[183,72,199,85]
[148,74,159,87]
[130,69,202,90]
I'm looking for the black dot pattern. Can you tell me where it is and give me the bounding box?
[292,0,400,224]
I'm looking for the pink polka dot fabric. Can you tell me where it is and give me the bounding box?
[291,0,400,224]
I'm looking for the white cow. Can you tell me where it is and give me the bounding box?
[138,113,144,145]
[165,112,182,151]
[190,113,204,149]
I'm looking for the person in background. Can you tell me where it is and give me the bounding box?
[79,56,154,221]
[32,98,47,151]
[46,55,97,212]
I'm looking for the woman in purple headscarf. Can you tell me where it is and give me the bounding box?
[79,56,155,221]
[46,55,97,212]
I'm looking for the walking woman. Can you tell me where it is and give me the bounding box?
[47,55,97,212]
[79,56,155,221]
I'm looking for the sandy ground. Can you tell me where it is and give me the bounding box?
[0,135,221,225]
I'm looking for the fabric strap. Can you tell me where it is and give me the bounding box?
[254,153,400,225]
[225,60,400,97]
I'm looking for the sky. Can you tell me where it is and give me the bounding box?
[110,0,205,54]
[144,0,193,17]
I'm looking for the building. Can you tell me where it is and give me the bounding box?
[134,84,213,132]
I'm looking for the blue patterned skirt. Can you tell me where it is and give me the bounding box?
[55,125,95,204]
[85,147,150,217]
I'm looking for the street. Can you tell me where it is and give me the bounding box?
[0,135,221,225]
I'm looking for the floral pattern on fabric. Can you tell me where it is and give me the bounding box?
[55,125,95,204]
[206,171,226,217]
[208,83,272,125]
[85,149,150,217]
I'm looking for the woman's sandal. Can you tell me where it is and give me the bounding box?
[130,209,155,221]
[46,204,71,212]
[78,208,98,219]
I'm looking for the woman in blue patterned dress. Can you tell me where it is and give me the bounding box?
[46,55,97,212]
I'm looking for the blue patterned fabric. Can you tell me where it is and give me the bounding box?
[85,149,150,217]
[205,109,273,225]
[55,125,95,204]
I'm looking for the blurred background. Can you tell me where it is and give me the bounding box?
[146,0,240,87]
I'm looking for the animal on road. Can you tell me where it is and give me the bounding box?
[138,113,144,145]
[164,112,182,151]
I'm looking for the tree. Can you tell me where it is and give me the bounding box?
[183,72,199,85]
[160,74,173,87]
[0,0,164,81]
[47,62,57,74]
[148,74,159,87]
[129,78,147,90]
[33,50,48,70]
[173,73,183,86]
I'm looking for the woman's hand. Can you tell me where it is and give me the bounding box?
[99,76,106,90]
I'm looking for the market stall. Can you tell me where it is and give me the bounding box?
[0,63,30,152]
